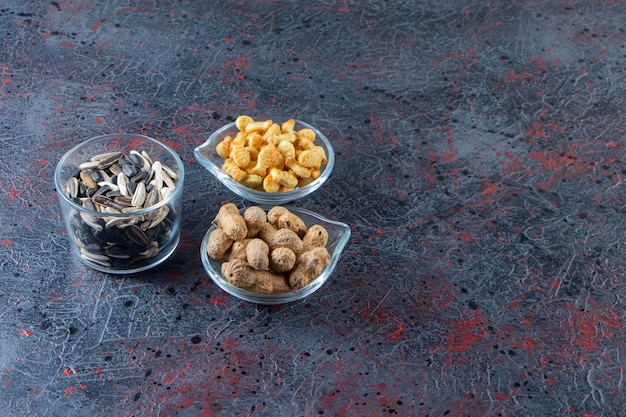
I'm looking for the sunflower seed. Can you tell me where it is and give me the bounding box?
[151,161,164,191]
[105,215,139,229]
[137,246,159,259]
[81,198,96,212]
[147,207,169,229]
[92,194,114,206]
[124,224,152,247]
[80,247,109,262]
[80,200,100,227]
[98,181,119,193]
[66,177,79,198]
[91,169,104,183]
[91,151,123,168]
[82,216,103,231]
[91,151,121,162]
[105,189,122,199]
[109,162,123,176]
[121,206,142,214]
[117,172,129,197]
[80,248,111,267]
[131,181,146,207]
[122,163,138,178]
[127,180,137,195]
[144,188,160,208]
[113,196,133,207]
[103,205,123,213]
[80,169,98,189]
[128,152,143,167]
[160,186,172,201]
[92,184,109,198]
[104,246,131,259]
[158,163,177,189]
[131,170,149,182]
[130,150,151,171]
[141,150,153,165]
[161,163,179,180]
[79,160,101,170]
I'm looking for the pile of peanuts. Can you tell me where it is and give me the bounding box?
[215,116,328,192]
[206,204,330,294]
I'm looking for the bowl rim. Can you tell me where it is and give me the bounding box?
[200,205,351,304]
[55,133,185,216]
[194,119,335,203]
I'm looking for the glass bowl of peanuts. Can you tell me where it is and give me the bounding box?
[194,116,335,204]
[200,204,350,304]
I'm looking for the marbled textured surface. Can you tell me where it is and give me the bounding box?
[1,1,625,416]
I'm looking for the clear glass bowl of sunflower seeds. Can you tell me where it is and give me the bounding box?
[55,133,185,274]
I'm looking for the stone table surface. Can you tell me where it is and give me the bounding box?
[1,1,625,416]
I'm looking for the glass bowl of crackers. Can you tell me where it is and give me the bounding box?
[194,116,335,205]
[200,204,351,305]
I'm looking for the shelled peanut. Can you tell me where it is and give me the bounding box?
[206,203,330,294]
[215,116,328,192]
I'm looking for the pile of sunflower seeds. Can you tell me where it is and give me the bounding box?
[64,149,179,270]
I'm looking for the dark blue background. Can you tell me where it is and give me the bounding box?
[1,1,624,416]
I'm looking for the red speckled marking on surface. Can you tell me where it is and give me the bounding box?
[210,297,228,307]
[529,151,575,172]
[565,302,621,352]
[442,311,487,353]
[63,384,86,398]
[7,185,22,201]
[385,316,406,341]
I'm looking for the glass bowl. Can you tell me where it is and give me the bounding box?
[200,206,350,304]
[55,133,185,274]
[194,119,334,204]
